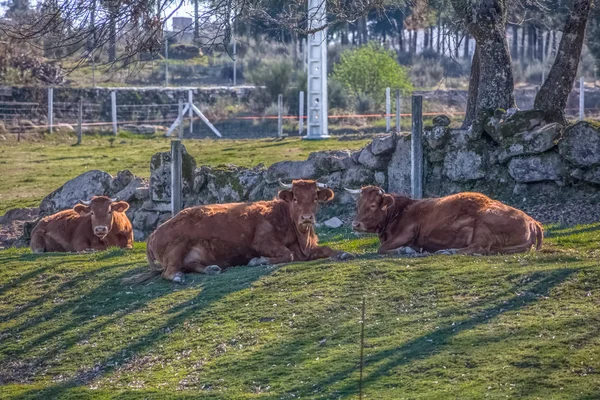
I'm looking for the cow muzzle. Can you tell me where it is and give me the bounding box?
[94,226,109,238]
[352,221,365,232]
[300,214,315,225]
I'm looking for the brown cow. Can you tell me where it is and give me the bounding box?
[30,196,133,253]
[137,180,349,283]
[346,186,543,255]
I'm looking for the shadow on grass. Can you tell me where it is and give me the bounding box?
[545,223,600,239]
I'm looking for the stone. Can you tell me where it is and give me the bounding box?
[424,126,449,149]
[0,207,39,225]
[323,217,343,229]
[133,210,161,231]
[508,153,566,183]
[133,230,146,241]
[115,177,145,202]
[485,109,546,143]
[122,124,158,135]
[266,160,317,183]
[371,135,395,156]
[40,170,113,214]
[443,149,486,182]
[308,150,354,173]
[387,134,411,195]
[111,170,135,192]
[55,123,75,133]
[432,115,451,127]
[134,186,150,200]
[375,171,386,186]
[190,165,265,205]
[558,121,600,167]
[497,123,563,163]
[341,166,375,188]
[319,171,343,189]
[583,166,600,184]
[150,145,196,202]
[357,146,385,170]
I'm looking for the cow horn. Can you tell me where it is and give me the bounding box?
[110,197,118,202]
[79,199,91,206]
[278,179,293,189]
[379,188,385,195]
[316,182,328,188]
[344,188,362,194]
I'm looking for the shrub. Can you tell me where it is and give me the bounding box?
[168,44,202,60]
[355,92,376,114]
[328,78,349,110]
[332,43,412,109]
[248,58,294,102]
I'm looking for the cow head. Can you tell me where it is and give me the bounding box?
[73,196,130,239]
[346,186,394,233]
[278,179,334,233]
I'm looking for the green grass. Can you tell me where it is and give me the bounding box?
[0,134,370,215]
[0,225,599,399]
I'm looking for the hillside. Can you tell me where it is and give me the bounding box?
[0,226,599,399]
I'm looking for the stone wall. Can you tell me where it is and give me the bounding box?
[33,110,600,241]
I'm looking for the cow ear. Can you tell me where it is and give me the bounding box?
[317,188,335,203]
[73,204,90,215]
[381,194,394,210]
[278,190,293,202]
[111,201,130,213]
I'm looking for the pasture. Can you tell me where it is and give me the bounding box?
[0,226,599,398]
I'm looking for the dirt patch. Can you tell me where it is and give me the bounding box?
[0,207,39,249]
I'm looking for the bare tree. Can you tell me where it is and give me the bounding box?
[534,0,593,124]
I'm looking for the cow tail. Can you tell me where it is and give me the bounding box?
[121,234,162,284]
[534,222,544,250]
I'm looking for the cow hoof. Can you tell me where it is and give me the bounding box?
[204,265,221,275]
[32,248,44,254]
[396,247,417,255]
[248,257,269,267]
[435,249,458,256]
[172,272,185,284]
[335,252,354,261]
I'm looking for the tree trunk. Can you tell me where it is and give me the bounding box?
[408,30,412,53]
[463,45,480,128]
[436,14,441,53]
[551,30,557,57]
[520,26,526,61]
[455,31,459,58]
[412,30,418,53]
[534,0,592,124]
[341,22,349,45]
[424,28,429,48]
[362,16,368,44]
[537,29,544,61]
[463,32,469,58]
[511,24,518,60]
[108,8,116,62]
[429,26,434,48]
[527,25,534,60]
[194,0,199,40]
[544,31,551,60]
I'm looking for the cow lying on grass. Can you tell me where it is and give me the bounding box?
[30,196,133,253]
[134,180,349,284]
[346,186,543,255]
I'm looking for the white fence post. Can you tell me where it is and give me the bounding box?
[178,99,184,139]
[278,94,283,138]
[411,95,423,200]
[48,87,53,133]
[76,98,83,145]
[111,91,117,135]
[395,89,401,133]
[299,91,304,135]
[579,77,585,121]
[385,87,391,132]
[188,90,193,135]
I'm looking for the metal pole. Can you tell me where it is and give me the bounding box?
[171,140,182,216]
[188,90,193,135]
[395,89,401,133]
[232,22,237,86]
[92,58,96,88]
[165,38,169,86]
[277,94,283,138]
[111,91,117,135]
[411,95,423,200]
[385,87,391,132]
[299,91,304,135]
[178,99,184,139]
[48,87,53,134]
[579,77,585,121]
[76,98,83,145]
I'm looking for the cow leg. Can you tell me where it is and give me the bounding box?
[30,232,46,253]
[250,242,294,266]
[183,261,222,275]
[377,225,418,255]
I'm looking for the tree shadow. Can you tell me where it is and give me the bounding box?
[545,223,600,239]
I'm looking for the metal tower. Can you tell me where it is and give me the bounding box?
[303,0,329,140]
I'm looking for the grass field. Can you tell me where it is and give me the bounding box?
[0,225,599,399]
[0,133,370,216]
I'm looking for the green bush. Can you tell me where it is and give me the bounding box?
[248,58,294,102]
[168,43,202,60]
[332,42,412,109]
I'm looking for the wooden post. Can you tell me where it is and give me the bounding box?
[48,87,53,134]
[385,87,391,132]
[299,91,304,135]
[111,91,117,135]
[411,95,423,200]
[277,94,283,138]
[188,90,193,135]
[395,89,401,134]
[178,99,184,139]
[18,120,22,143]
[171,140,182,216]
[579,77,585,121]
[76,98,83,145]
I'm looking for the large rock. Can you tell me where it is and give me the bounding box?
[424,126,449,149]
[497,123,563,163]
[485,110,546,143]
[387,134,411,195]
[266,160,317,183]
[115,177,146,202]
[508,153,566,183]
[443,149,486,182]
[189,165,266,205]
[150,145,196,202]
[111,170,136,193]
[558,121,600,167]
[357,146,385,170]
[307,150,355,173]
[371,135,395,156]
[432,115,451,127]
[40,170,113,214]
[341,166,375,188]
[583,166,600,184]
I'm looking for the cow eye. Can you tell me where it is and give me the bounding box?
[91,212,95,216]
[293,198,298,202]
[314,197,318,202]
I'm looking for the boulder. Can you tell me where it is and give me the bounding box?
[307,150,354,173]
[583,166,600,184]
[189,165,265,205]
[387,134,411,195]
[424,126,449,149]
[323,217,343,229]
[375,171,386,186]
[266,160,317,183]
[134,186,150,200]
[40,170,113,214]
[558,121,600,167]
[497,123,563,163]
[485,109,546,143]
[357,146,385,170]
[150,145,196,202]
[508,153,566,183]
[432,115,451,127]
[371,135,395,156]
[443,149,486,182]
[115,177,146,202]
[111,170,135,193]
[319,171,343,189]
[341,166,375,188]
